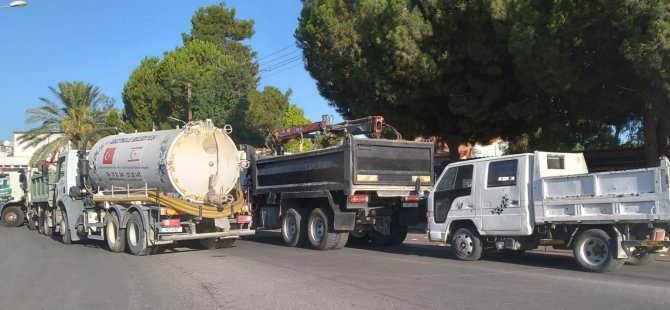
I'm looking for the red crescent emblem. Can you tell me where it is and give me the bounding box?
[103,148,116,164]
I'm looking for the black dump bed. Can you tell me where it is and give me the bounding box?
[253,138,434,195]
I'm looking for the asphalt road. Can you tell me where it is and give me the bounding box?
[1,225,669,310]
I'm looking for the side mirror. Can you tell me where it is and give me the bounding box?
[40,164,49,178]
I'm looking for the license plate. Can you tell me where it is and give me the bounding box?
[159,227,182,233]
[640,241,664,247]
[403,202,418,208]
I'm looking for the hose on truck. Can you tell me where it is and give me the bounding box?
[92,188,247,219]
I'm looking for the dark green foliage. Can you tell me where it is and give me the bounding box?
[182,2,256,64]
[123,57,164,131]
[297,0,670,161]
[296,0,530,159]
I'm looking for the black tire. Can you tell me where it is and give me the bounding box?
[1,206,24,227]
[451,227,483,261]
[38,208,45,235]
[198,237,220,250]
[626,252,659,266]
[573,229,624,273]
[105,212,126,253]
[281,208,308,247]
[151,245,167,255]
[42,209,53,236]
[370,222,408,246]
[27,211,37,230]
[126,212,149,256]
[60,209,72,244]
[307,207,339,250]
[332,233,349,249]
[217,238,236,248]
[347,233,370,246]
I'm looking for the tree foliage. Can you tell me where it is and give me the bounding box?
[237,86,292,146]
[19,81,113,164]
[182,2,256,64]
[296,0,529,159]
[123,57,164,131]
[297,0,670,162]
[282,104,315,152]
[125,2,305,147]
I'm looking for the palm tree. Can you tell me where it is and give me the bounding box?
[19,81,113,165]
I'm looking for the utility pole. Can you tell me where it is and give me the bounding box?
[186,83,193,122]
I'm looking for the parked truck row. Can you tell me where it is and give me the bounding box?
[3,116,669,273]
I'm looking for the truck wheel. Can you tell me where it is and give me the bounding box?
[27,210,37,230]
[1,206,24,227]
[451,227,483,261]
[126,212,149,256]
[105,212,126,253]
[198,237,220,250]
[370,223,408,246]
[281,208,307,247]
[388,224,408,246]
[42,209,53,236]
[332,233,349,249]
[60,209,72,244]
[573,229,624,272]
[38,209,45,234]
[307,207,339,250]
[217,238,236,248]
[626,252,658,266]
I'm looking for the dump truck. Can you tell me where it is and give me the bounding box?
[35,120,254,255]
[427,151,670,272]
[242,116,434,250]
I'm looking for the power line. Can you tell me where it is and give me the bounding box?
[259,49,301,66]
[257,43,297,61]
[261,55,303,72]
[261,64,303,78]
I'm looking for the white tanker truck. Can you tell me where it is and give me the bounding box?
[34,119,254,255]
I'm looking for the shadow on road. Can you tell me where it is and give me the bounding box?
[245,230,584,271]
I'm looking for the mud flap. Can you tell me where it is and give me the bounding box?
[333,212,355,231]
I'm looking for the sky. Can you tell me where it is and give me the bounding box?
[0,0,339,141]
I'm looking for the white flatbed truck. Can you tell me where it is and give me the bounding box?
[427,151,670,272]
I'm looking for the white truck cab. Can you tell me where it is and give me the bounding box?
[427,151,670,272]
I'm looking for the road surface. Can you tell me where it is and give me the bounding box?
[1,225,669,310]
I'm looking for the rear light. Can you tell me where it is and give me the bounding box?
[349,195,369,203]
[654,229,666,241]
[160,219,181,227]
[237,215,252,223]
[403,195,421,202]
[160,208,180,216]
[426,211,431,219]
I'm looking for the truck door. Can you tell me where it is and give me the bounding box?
[432,164,475,228]
[480,158,524,233]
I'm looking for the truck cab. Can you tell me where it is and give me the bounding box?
[427,151,670,272]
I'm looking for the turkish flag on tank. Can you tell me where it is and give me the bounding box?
[103,148,116,164]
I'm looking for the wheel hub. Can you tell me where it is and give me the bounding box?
[455,233,473,256]
[128,222,139,246]
[5,212,16,223]
[582,238,608,265]
[311,217,324,242]
[284,215,296,239]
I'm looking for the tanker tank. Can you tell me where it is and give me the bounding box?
[88,119,241,203]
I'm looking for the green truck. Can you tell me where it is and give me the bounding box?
[0,170,28,227]
[0,166,55,230]
[28,164,57,235]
